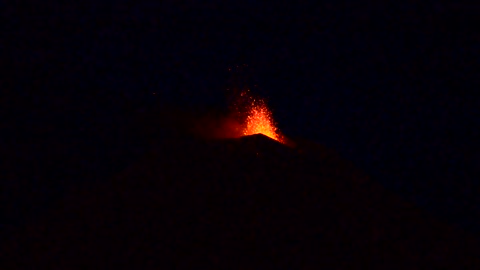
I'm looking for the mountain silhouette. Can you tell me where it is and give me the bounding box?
[6,132,479,269]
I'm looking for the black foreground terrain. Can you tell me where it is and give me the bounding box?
[6,133,479,268]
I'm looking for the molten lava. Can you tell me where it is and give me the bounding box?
[242,98,283,143]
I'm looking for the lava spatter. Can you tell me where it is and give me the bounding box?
[238,91,283,143]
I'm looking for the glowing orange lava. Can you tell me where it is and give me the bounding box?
[242,98,283,143]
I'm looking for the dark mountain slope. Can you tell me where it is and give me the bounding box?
[7,134,479,268]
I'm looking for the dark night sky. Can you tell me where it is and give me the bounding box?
[4,2,479,230]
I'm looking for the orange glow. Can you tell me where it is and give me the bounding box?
[241,96,283,143]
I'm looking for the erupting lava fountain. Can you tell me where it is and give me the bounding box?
[238,91,284,143]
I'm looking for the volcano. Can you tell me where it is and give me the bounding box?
[7,132,479,268]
